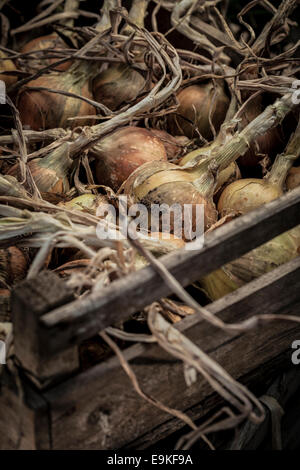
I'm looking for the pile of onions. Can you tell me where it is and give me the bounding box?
[91,127,168,191]
[168,81,230,140]
[0,50,17,87]
[200,123,300,300]
[287,167,300,191]
[21,34,71,72]
[93,64,146,111]
[17,62,96,130]
[8,142,72,194]
[123,94,295,239]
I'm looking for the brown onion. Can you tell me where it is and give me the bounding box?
[91,127,167,191]
[7,142,72,194]
[168,82,229,140]
[286,167,300,191]
[0,50,17,87]
[21,34,72,72]
[93,64,146,111]
[17,64,96,130]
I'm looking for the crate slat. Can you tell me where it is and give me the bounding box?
[41,257,300,449]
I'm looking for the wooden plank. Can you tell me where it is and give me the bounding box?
[40,187,300,356]
[0,368,51,450]
[42,257,300,449]
[11,271,79,387]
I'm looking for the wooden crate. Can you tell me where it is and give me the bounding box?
[0,187,300,450]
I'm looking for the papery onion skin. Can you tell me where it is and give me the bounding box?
[93,64,145,111]
[21,34,72,71]
[0,246,28,288]
[217,179,283,217]
[0,50,17,87]
[59,193,108,214]
[168,82,230,140]
[17,72,96,130]
[92,127,167,191]
[149,129,189,161]
[7,143,72,194]
[286,167,300,191]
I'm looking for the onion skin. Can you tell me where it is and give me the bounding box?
[217,178,283,217]
[17,71,96,130]
[286,167,300,191]
[0,247,28,288]
[149,129,189,161]
[59,193,108,215]
[123,160,218,235]
[93,64,145,111]
[21,34,71,71]
[168,82,229,140]
[0,50,17,87]
[7,143,72,194]
[92,127,167,191]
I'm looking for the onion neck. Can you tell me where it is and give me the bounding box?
[95,0,118,32]
[123,0,148,34]
[41,142,73,175]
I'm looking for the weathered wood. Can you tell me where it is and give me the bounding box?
[0,368,50,450]
[42,258,300,449]
[40,187,300,356]
[11,271,79,387]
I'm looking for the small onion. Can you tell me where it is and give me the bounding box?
[168,82,229,140]
[0,247,28,289]
[17,64,96,130]
[21,34,72,72]
[93,64,146,111]
[0,50,17,87]
[91,127,167,191]
[7,142,72,194]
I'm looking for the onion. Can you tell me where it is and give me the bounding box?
[0,50,17,87]
[93,64,146,111]
[286,167,300,191]
[91,127,167,191]
[200,132,300,300]
[21,34,71,72]
[17,63,96,130]
[7,142,72,194]
[0,247,28,289]
[238,95,283,167]
[168,82,229,139]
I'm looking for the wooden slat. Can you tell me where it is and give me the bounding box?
[42,257,300,449]
[39,187,300,356]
